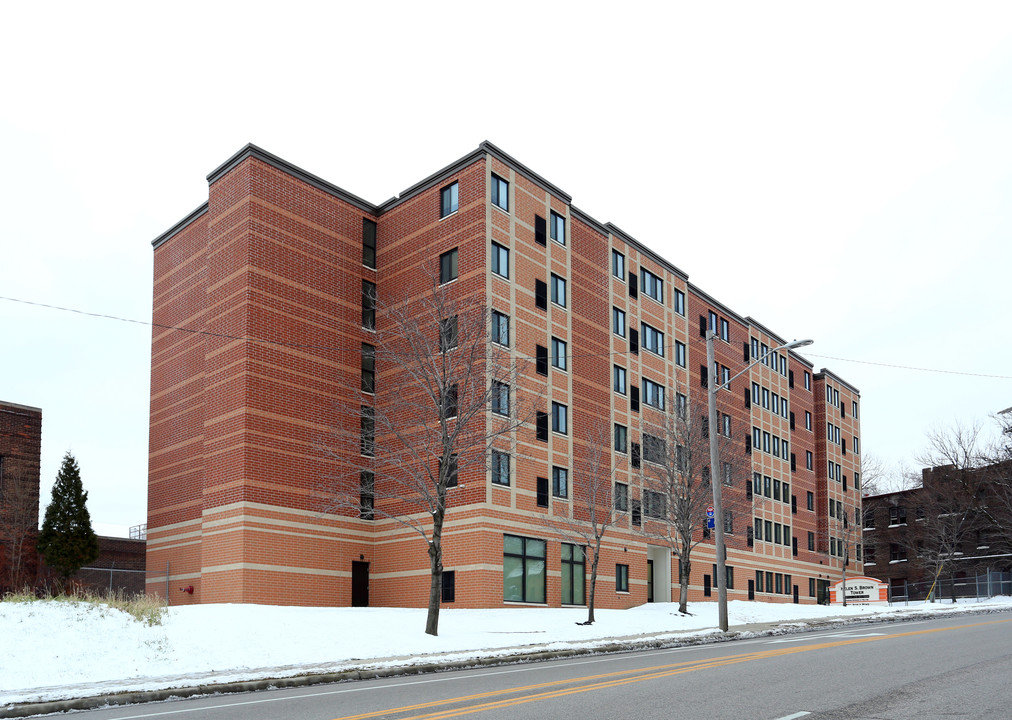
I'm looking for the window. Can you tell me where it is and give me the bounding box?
[491,450,510,486]
[439,383,458,420]
[889,506,907,525]
[613,307,626,337]
[673,288,685,316]
[643,433,666,464]
[361,343,375,393]
[534,214,547,245]
[723,462,733,486]
[612,249,625,279]
[762,388,769,409]
[552,466,569,498]
[536,411,549,441]
[724,510,733,533]
[641,323,664,357]
[641,269,663,303]
[550,273,567,307]
[441,570,455,603]
[722,413,731,437]
[615,564,629,592]
[804,371,811,390]
[751,337,759,359]
[852,400,859,418]
[362,280,376,330]
[614,482,628,511]
[890,543,907,562]
[550,211,566,245]
[552,402,568,434]
[551,337,567,370]
[440,182,459,218]
[536,344,548,375]
[439,315,458,352]
[720,318,729,342]
[352,470,374,523]
[676,393,687,419]
[675,341,686,368]
[439,248,458,284]
[445,453,458,487]
[805,411,812,431]
[630,385,639,413]
[643,490,665,518]
[631,441,640,468]
[561,543,585,604]
[492,310,510,346]
[854,472,861,491]
[806,450,813,471]
[535,279,548,310]
[614,423,628,453]
[613,365,627,395]
[491,174,509,211]
[503,535,546,603]
[362,218,377,269]
[853,436,860,454]
[360,406,375,456]
[643,378,665,410]
[709,311,718,335]
[492,381,510,416]
[491,242,509,279]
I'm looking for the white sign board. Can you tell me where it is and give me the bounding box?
[830,576,888,605]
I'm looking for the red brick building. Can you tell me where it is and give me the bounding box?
[0,400,42,592]
[147,143,862,608]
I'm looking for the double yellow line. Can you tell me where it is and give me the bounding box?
[332,618,1010,720]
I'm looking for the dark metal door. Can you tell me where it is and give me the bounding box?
[352,561,369,607]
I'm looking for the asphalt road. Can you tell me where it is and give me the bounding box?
[62,611,1012,720]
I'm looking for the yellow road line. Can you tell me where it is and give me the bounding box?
[332,617,1011,720]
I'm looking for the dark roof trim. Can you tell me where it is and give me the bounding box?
[207,144,378,214]
[570,205,610,238]
[745,316,817,369]
[815,368,861,396]
[607,223,689,282]
[688,283,748,327]
[480,141,572,204]
[377,146,487,213]
[0,401,42,415]
[151,203,209,249]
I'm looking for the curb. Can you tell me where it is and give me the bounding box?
[1,606,1001,718]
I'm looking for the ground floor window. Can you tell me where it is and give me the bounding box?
[616,564,629,592]
[561,543,585,605]
[504,535,546,603]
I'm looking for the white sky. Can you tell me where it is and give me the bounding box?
[2,2,1011,534]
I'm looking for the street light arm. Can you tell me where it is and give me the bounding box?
[712,337,813,393]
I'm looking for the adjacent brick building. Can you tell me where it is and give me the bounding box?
[0,401,42,592]
[147,142,863,608]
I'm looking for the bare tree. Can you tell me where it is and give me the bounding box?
[1,468,39,591]
[914,422,993,602]
[637,391,747,614]
[324,275,535,636]
[539,421,618,625]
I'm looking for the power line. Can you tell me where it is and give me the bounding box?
[4,294,1010,380]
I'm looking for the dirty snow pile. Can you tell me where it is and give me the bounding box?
[2,596,1010,706]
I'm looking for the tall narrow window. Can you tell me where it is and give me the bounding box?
[560,543,585,605]
[673,288,686,315]
[614,423,628,453]
[360,406,375,457]
[675,341,686,368]
[362,280,376,330]
[536,411,549,441]
[612,249,625,279]
[361,343,375,393]
[491,242,509,279]
[551,337,568,371]
[536,344,548,376]
[492,310,510,346]
[491,174,509,211]
[534,214,547,246]
[439,315,458,352]
[491,450,510,486]
[614,482,629,511]
[439,248,458,284]
[492,381,510,416]
[440,384,458,420]
[362,218,377,269]
[445,453,458,487]
[440,182,459,218]
[550,274,567,308]
[552,467,569,498]
[613,307,626,337]
[550,211,566,245]
[615,563,629,592]
[535,279,548,310]
[359,471,374,520]
[552,402,568,435]
[614,365,627,395]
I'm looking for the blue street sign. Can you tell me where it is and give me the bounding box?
[707,517,715,529]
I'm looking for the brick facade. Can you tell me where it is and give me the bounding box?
[148,142,862,608]
[0,401,42,592]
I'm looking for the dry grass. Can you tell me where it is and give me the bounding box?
[2,588,167,626]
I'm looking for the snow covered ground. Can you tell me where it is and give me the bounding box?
[2,596,1010,706]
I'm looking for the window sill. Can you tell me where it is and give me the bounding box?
[439,210,459,221]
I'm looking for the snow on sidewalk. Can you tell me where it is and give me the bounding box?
[2,597,1009,705]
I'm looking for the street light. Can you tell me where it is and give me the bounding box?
[707,334,813,631]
